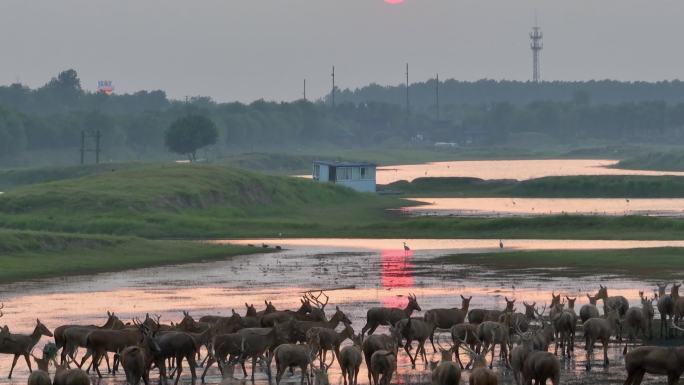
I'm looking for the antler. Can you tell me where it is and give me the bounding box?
[0,303,3,318]
[305,290,329,310]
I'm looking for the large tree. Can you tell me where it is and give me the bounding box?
[164,114,218,161]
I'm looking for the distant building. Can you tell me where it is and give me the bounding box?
[312,161,376,192]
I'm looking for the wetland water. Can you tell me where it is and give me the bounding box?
[405,197,684,218]
[0,238,678,385]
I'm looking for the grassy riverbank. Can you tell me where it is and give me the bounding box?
[617,151,684,172]
[383,175,684,197]
[0,229,262,283]
[436,247,684,278]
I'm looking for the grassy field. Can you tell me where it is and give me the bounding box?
[0,229,263,283]
[436,247,684,278]
[617,151,684,172]
[383,175,684,197]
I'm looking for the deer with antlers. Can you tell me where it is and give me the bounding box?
[450,323,480,369]
[362,293,421,336]
[424,295,472,352]
[306,321,354,369]
[624,322,684,385]
[429,336,461,385]
[85,318,148,378]
[290,306,351,344]
[0,318,53,378]
[458,331,497,385]
[262,297,321,327]
[468,297,516,325]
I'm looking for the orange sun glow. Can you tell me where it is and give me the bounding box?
[384,0,404,4]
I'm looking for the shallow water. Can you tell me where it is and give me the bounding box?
[374,159,684,184]
[405,197,684,218]
[0,238,673,385]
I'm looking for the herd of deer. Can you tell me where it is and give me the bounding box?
[2,284,684,385]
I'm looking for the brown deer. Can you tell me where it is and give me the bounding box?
[582,305,621,371]
[290,307,351,343]
[362,328,402,385]
[521,351,560,385]
[55,311,124,365]
[233,326,283,383]
[467,297,515,325]
[657,283,676,338]
[476,319,510,369]
[450,323,479,369]
[261,298,316,327]
[154,330,199,385]
[200,331,244,382]
[339,334,363,385]
[305,322,354,369]
[361,293,421,336]
[522,302,537,321]
[580,294,600,323]
[429,338,461,385]
[458,333,497,385]
[396,317,435,368]
[120,325,162,385]
[28,370,51,385]
[550,303,575,357]
[424,295,472,352]
[0,319,53,378]
[596,285,629,316]
[53,363,90,385]
[510,327,534,385]
[369,350,397,385]
[623,292,655,355]
[85,321,145,377]
[624,323,684,384]
[273,343,317,385]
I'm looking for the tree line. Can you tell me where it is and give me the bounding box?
[1,70,684,167]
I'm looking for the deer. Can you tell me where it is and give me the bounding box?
[339,334,363,385]
[120,324,163,385]
[424,295,472,352]
[53,363,91,385]
[624,322,684,385]
[290,307,351,343]
[203,300,276,324]
[154,330,200,385]
[361,293,421,336]
[529,306,555,352]
[468,297,516,324]
[458,332,497,385]
[362,328,402,385]
[0,318,53,378]
[369,349,397,385]
[233,326,284,383]
[521,351,560,385]
[623,292,655,355]
[550,303,575,357]
[476,318,510,369]
[450,323,480,369]
[55,311,124,365]
[596,285,629,316]
[201,331,248,382]
[261,297,318,327]
[84,321,146,378]
[510,326,534,385]
[429,337,461,385]
[657,283,676,338]
[305,321,354,369]
[582,304,621,371]
[273,343,317,385]
[673,285,684,335]
[580,294,600,323]
[28,369,51,385]
[522,302,537,321]
[396,316,435,368]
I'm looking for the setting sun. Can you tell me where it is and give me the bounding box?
[384,0,404,4]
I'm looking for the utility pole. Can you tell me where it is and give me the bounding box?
[331,66,336,108]
[80,129,101,165]
[435,73,440,120]
[80,131,85,165]
[530,13,543,82]
[95,130,101,164]
[405,63,410,115]
[303,79,307,101]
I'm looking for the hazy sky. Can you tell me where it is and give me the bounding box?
[1,1,683,103]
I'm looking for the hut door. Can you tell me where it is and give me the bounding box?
[329,167,336,182]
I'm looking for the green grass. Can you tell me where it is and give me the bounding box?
[617,151,684,172]
[436,247,684,278]
[0,229,263,283]
[383,175,684,197]
[0,163,141,190]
